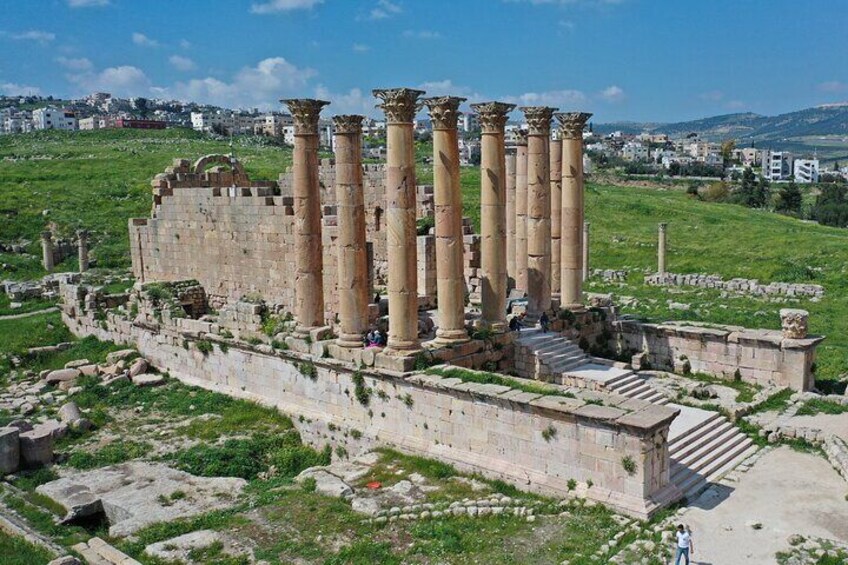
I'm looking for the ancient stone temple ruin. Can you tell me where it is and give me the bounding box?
[61,88,823,518]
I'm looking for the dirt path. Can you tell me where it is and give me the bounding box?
[0,307,58,320]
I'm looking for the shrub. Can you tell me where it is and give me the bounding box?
[567,478,577,491]
[621,455,637,476]
[352,371,371,407]
[542,425,557,442]
[298,361,317,380]
[195,339,213,356]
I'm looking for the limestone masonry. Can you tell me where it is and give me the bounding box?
[65,89,824,519]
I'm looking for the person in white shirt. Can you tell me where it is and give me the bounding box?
[674,523,694,564]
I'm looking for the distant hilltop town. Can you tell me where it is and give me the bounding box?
[2,91,846,181]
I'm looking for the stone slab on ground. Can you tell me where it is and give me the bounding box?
[37,461,247,537]
[562,364,632,385]
[72,537,141,565]
[682,447,848,564]
[787,412,848,440]
[144,529,255,563]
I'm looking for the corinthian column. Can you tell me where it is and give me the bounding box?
[505,149,517,289]
[514,132,529,292]
[282,98,330,334]
[550,132,563,295]
[333,115,369,348]
[472,101,515,331]
[373,88,425,353]
[658,222,668,274]
[77,230,89,273]
[41,231,54,272]
[521,106,555,317]
[423,96,469,344]
[556,111,592,309]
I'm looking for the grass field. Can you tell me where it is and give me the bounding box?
[1,128,846,384]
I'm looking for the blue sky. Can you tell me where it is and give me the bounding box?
[2,0,847,122]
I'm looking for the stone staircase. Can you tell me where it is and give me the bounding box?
[515,328,758,502]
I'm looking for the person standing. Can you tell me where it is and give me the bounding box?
[674,524,694,565]
[539,311,550,333]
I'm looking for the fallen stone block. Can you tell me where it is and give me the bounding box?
[64,359,91,370]
[128,358,148,378]
[47,557,82,565]
[19,427,54,466]
[45,368,81,385]
[0,426,20,474]
[106,349,137,364]
[35,419,69,440]
[102,373,130,387]
[59,402,83,424]
[295,468,354,499]
[37,462,247,537]
[132,373,164,387]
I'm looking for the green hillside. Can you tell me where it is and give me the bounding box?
[0,128,845,386]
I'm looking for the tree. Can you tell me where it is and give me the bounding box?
[776,179,802,215]
[811,184,848,227]
[753,175,771,208]
[737,167,757,206]
[134,97,149,119]
[720,139,736,166]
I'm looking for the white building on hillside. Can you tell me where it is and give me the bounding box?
[763,151,794,181]
[32,107,77,130]
[622,141,650,161]
[793,159,819,183]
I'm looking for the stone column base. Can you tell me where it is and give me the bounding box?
[336,332,365,348]
[434,328,470,345]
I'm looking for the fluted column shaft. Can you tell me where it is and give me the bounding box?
[582,222,590,281]
[550,136,563,295]
[658,223,667,274]
[557,112,592,309]
[283,98,329,333]
[424,96,468,344]
[522,106,555,316]
[333,115,369,347]
[505,150,517,289]
[374,88,425,353]
[77,230,89,273]
[514,136,529,293]
[41,231,54,272]
[473,102,515,331]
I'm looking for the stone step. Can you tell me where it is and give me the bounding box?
[551,358,591,374]
[668,411,724,449]
[616,379,652,397]
[669,420,736,462]
[538,344,582,358]
[670,427,751,479]
[546,353,588,370]
[673,440,757,502]
[604,371,642,391]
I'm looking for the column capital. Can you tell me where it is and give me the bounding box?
[519,106,555,136]
[470,101,515,133]
[281,99,330,134]
[76,229,89,239]
[372,88,425,124]
[659,222,668,231]
[554,111,593,139]
[515,129,528,146]
[41,231,52,241]
[332,114,364,134]
[422,96,466,130]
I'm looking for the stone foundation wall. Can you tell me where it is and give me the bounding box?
[610,319,822,391]
[61,283,681,519]
[645,272,824,300]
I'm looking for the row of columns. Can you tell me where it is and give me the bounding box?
[283,90,593,355]
[40,230,89,273]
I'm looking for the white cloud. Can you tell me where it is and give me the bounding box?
[250,0,323,14]
[5,30,55,44]
[70,65,151,97]
[599,85,625,102]
[169,55,196,71]
[352,43,371,53]
[179,39,192,49]
[159,57,317,109]
[402,30,441,39]
[369,0,402,20]
[558,20,576,30]
[67,0,109,6]
[313,85,374,116]
[504,89,587,109]
[0,82,42,96]
[132,32,159,47]
[56,56,94,72]
[725,100,745,110]
[818,80,847,93]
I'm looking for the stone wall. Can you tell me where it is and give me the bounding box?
[645,272,824,300]
[610,319,822,391]
[60,281,682,519]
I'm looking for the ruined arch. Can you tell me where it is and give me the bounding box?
[193,154,246,176]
